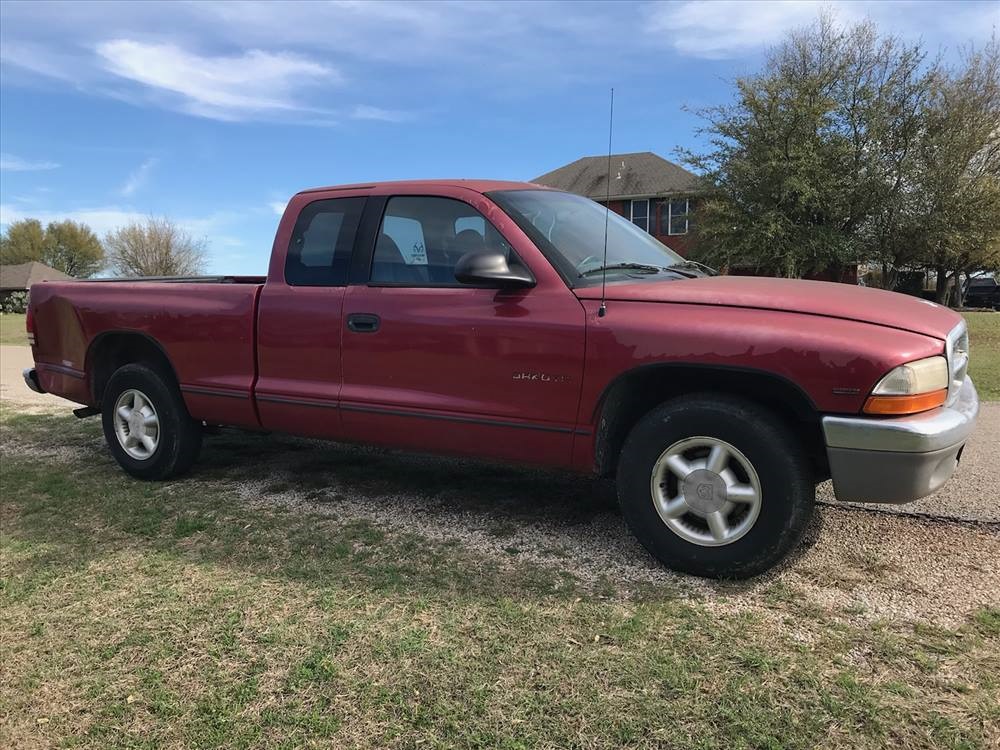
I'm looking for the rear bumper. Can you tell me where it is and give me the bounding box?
[22,367,45,394]
[821,377,979,503]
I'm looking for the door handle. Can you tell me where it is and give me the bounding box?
[347,313,380,333]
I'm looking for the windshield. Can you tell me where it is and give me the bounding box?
[488,189,686,286]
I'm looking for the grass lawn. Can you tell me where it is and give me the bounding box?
[0,312,27,345]
[1,408,998,749]
[965,312,1000,400]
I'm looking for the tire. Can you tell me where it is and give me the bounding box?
[101,363,202,480]
[616,393,814,579]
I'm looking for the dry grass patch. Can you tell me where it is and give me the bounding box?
[2,408,999,749]
[0,313,27,346]
[965,312,1000,399]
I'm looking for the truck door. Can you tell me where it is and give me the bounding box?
[339,193,587,467]
[256,196,365,437]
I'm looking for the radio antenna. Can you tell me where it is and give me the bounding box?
[598,88,614,318]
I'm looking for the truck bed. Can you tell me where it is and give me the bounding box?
[29,279,263,428]
[76,275,266,284]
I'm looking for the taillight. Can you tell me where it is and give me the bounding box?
[25,305,36,347]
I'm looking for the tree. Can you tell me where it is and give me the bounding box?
[42,220,104,277]
[0,218,104,277]
[104,218,208,277]
[906,40,1000,304]
[0,219,46,265]
[683,14,934,280]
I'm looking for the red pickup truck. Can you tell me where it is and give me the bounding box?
[24,180,980,578]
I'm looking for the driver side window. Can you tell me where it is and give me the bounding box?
[371,196,521,286]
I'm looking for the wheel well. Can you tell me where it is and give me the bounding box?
[592,365,828,481]
[87,332,179,405]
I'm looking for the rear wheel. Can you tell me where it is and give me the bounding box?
[616,394,814,579]
[101,363,202,480]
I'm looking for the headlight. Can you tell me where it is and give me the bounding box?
[863,356,948,415]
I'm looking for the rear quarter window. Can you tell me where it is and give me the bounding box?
[285,197,365,286]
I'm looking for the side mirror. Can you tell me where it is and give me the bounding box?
[454,250,535,288]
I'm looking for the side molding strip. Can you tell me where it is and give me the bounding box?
[181,385,250,400]
[340,402,576,434]
[255,393,339,409]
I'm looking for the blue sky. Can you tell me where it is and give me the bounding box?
[1,0,997,274]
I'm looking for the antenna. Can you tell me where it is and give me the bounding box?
[598,88,614,318]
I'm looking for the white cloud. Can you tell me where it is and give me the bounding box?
[120,157,158,197]
[0,40,91,83]
[351,105,412,123]
[268,201,287,216]
[645,1,999,59]
[0,1,625,123]
[95,40,340,121]
[0,153,59,171]
[1,0,993,122]
[0,203,147,235]
[0,203,241,245]
[646,1,851,58]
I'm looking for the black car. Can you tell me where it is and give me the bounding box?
[964,277,1000,309]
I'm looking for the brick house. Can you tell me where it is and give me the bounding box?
[0,261,71,305]
[533,151,858,283]
[532,151,701,257]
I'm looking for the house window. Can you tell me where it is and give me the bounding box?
[630,199,649,232]
[668,199,689,235]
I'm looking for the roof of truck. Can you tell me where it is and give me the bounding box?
[296,179,551,196]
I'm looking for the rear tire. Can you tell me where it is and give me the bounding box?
[616,394,814,579]
[101,363,202,480]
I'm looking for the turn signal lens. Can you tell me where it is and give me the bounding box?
[863,356,949,415]
[864,389,947,415]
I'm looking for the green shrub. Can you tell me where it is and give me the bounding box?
[1,290,28,314]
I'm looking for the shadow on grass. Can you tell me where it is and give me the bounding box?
[2,410,823,605]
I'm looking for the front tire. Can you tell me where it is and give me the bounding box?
[101,363,202,480]
[617,394,814,579]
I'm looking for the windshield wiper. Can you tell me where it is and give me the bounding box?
[578,263,664,278]
[663,260,718,277]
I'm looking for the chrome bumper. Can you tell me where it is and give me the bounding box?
[22,367,45,394]
[821,377,979,503]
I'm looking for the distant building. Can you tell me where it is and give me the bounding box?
[533,151,857,283]
[0,261,71,304]
[532,151,702,256]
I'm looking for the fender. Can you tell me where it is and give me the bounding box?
[586,362,821,477]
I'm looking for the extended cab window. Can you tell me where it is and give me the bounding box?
[371,196,521,285]
[285,197,365,286]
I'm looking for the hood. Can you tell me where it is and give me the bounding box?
[574,276,961,340]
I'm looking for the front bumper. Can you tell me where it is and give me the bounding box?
[23,367,45,394]
[822,377,979,503]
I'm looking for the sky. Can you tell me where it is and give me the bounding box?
[1,0,997,274]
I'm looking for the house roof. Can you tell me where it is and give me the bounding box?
[532,151,701,200]
[0,261,72,290]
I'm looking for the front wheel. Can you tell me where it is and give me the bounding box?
[101,363,202,480]
[616,394,814,579]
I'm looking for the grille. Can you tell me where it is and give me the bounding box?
[946,321,969,406]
